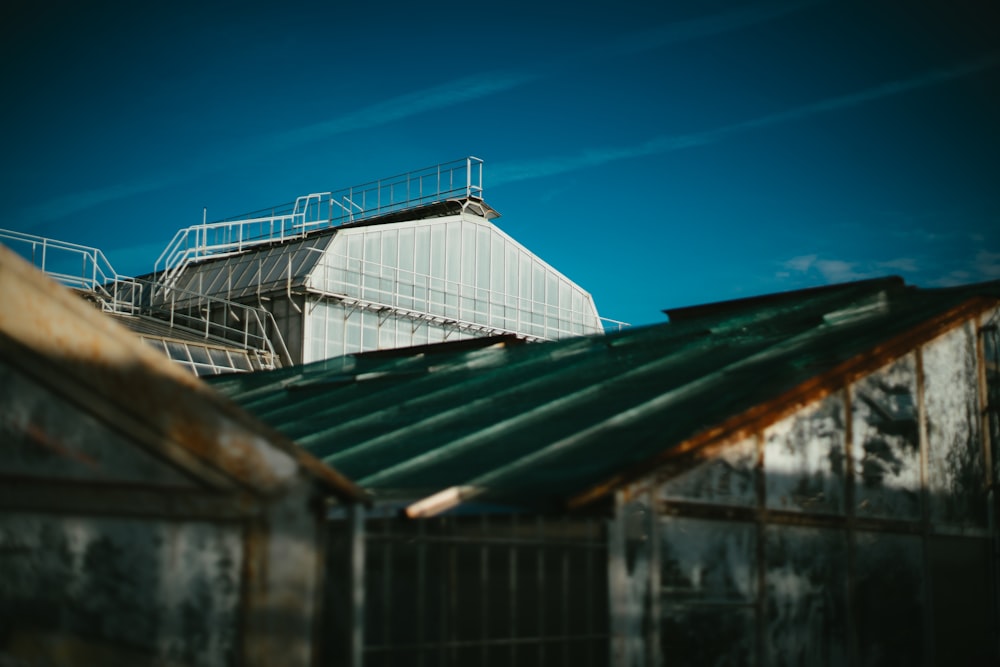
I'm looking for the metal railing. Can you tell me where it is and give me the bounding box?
[309,250,606,341]
[0,228,143,314]
[154,157,485,288]
[0,228,291,366]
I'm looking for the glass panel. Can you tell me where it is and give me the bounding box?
[660,436,757,507]
[982,309,1000,489]
[364,230,381,266]
[430,225,446,280]
[187,345,211,365]
[851,354,921,520]
[659,516,756,665]
[164,341,190,362]
[660,517,756,602]
[208,348,230,368]
[461,222,476,288]
[853,532,924,665]
[231,352,253,371]
[660,606,756,667]
[764,525,848,665]
[446,222,462,284]
[362,310,378,350]
[414,225,430,277]
[490,233,504,294]
[765,393,847,514]
[923,323,986,528]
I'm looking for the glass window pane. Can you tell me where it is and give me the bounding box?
[765,525,848,665]
[660,437,757,507]
[188,345,211,365]
[984,309,1000,488]
[660,516,756,602]
[854,532,925,664]
[923,323,986,528]
[765,393,847,514]
[851,354,921,519]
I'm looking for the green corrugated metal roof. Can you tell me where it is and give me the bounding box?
[208,277,1000,512]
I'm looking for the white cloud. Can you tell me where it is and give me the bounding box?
[783,254,818,272]
[814,259,868,283]
[877,257,918,273]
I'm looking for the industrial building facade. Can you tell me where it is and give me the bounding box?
[158,157,604,365]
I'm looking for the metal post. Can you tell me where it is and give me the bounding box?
[348,504,366,667]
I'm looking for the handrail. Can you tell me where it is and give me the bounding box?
[0,228,291,365]
[0,228,143,314]
[308,249,606,340]
[154,157,485,284]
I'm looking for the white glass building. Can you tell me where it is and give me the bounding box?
[157,158,604,364]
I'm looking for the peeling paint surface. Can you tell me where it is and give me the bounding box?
[660,437,757,507]
[923,323,986,528]
[765,394,846,515]
[850,354,921,520]
[0,364,193,486]
[0,513,243,666]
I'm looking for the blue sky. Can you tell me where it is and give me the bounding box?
[2,0,998,326]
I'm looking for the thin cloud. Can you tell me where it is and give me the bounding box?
[491,53,1000,186]
[780,254,918,284]
[877,258,919,273]
[783,254,818,273]
[21,0,824,225]
[974,250,1000,279]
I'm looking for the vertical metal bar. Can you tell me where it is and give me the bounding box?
[561,522,570,667]
[607,492,627,666]
[481,514,489,666]
[974,316,1000,656]
[417,520,426,667]
[585,519,595,667]
[647,488,661,667]
[348,504,366,667]
[509,514,518,667]
[755,431,768,666]
[916,347,936,662]
[537,516,545,667]
[843,385,860,666]
[448,519,457,666]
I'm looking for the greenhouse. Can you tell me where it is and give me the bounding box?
[211,276,1000,665]
[156,157,605,364]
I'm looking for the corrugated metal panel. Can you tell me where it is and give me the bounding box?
[209,277,1000,512]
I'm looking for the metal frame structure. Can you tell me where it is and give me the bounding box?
[155,157,486,288]
[607,303,1000,665]
[0,228,291,372]
[324,512,609,667]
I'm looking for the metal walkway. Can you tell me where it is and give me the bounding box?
[154,157,486,289]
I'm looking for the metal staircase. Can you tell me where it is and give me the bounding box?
[0,228,291,370]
